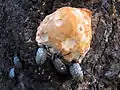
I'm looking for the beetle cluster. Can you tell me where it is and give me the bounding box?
[35,44,83,81]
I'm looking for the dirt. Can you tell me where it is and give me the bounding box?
[0,0,120,90]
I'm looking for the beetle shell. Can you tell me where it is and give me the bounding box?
[13,55,22,68]
[69,63,83,81]
[9,67,15,78]
[36,48,47,65]
[52,58,68,74]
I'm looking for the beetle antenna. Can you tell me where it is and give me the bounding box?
[63,52,71,57]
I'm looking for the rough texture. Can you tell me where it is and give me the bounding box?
[36,7,92,62]
[0,0,120,90]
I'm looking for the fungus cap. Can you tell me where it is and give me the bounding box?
[36,7,92,63]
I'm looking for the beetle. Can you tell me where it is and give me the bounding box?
[35,44,83,80]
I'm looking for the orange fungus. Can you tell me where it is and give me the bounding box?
[36,7,92,62]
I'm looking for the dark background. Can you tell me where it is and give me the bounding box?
[0,0,120,90]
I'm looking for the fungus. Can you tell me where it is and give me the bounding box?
[36,7,92,63]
